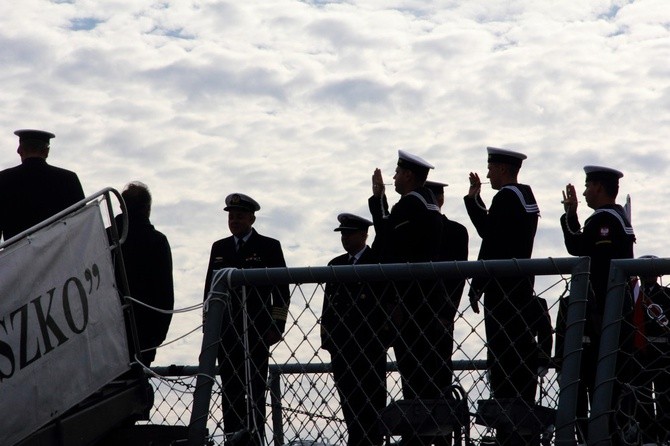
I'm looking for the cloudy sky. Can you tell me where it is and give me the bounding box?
[2,0,670,366]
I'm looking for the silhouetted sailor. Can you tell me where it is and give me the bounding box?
[0,129,84,241]
[559,165,635,443]
[465,147,541,446]
[369,150,444,445]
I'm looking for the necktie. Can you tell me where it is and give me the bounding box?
[348,256,356,265]
[237,238,245,252]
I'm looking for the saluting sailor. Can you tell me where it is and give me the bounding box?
[465,147,542,445]
[559,165,635,443]
[368,150,445,445]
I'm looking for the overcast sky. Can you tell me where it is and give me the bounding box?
[2,0,670,366]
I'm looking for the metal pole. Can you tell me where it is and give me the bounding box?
[269,369,284,446]
[188,270,229,446]
[588,263,628,445]
[555,256,591,446]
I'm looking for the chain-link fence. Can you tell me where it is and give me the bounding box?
[139,257,670,446]
[142,258,580,445]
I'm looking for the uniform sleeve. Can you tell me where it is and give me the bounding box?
[560,213,585,256]
[320,259,337,350]
[203,245,216,302]
[270,240,291,332]
[66,172,85,205]
[463,194,488,239]
[368,194,389,255]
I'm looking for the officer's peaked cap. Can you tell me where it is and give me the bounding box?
[224,193,260,212]
[334,213,372,232]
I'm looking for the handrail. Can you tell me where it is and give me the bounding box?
[221,256,587,286]
[0,187,128,249]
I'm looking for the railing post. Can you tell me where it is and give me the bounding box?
[188,270,229,446]
[588,263,629,445]
[269,367,284,446]
[555,257,591,446]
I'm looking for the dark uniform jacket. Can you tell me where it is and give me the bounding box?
[435,215,469,320]
[321,246,389,352]
[115,214,174,364]
[464,183,539,297]
[561,204,635,335]
[0,158,84,240]
[369,187,443,315]
[203,228,290,340]
[368,187,442,264]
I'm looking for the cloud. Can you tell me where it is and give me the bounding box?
[2,0,669,372]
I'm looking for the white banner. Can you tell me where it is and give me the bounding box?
[0,203,130,445]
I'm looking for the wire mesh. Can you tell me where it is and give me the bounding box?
[146,262,585,446]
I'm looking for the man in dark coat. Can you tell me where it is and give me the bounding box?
[115,182,174,366]
[559,165,635,442]
[0,129,84,241]
[465,147,541,409]
[321,213,388,446]
[203,193,290,446]
[368,150,444,445]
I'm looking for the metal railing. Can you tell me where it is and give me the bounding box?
[185,257,592,446]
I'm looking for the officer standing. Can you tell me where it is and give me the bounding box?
[321,213,388,446]
[559,165,635,442]
[465,147,541,410]
[203,193,290,446]
[0,129,84,241]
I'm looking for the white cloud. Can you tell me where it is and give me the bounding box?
[2,0,670,372]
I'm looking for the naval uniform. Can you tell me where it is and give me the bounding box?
[0,158,84,240]
[432,215,469,390]
[368,186,445,400]
[321,245,388,446]
[560,203,635,441]
[203,227,290,445]
[465,183,541,403]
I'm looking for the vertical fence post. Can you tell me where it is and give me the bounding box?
[588,263,629,445]
[188,270,229,446]
[269,367,284,446]
[555,256,591,445]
